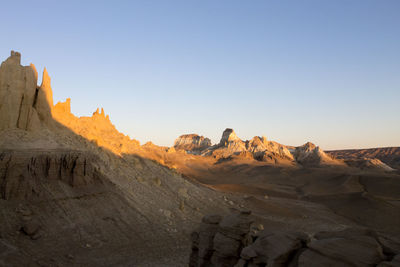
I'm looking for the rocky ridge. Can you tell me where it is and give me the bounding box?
[178,128,341,167]
[173,128,398,170]
[53,98,141,155]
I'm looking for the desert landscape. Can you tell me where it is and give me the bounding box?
[0,51,399,266]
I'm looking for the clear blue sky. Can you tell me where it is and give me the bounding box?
[1,0,399,149]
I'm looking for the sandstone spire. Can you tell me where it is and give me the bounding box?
[40,67,54,108]
[0,51,42,130]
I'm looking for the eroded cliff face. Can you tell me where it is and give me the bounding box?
[0,51,54,131]
[0,150,104,200]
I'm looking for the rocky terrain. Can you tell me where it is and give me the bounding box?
[0,51,399,266]
[190,211,400,267]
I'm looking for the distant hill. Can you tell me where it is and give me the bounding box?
[327,147,400,170]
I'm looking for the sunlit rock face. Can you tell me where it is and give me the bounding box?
[201,128,294,164]
[53,99,140,155]
[247,136,294,163]
[202,128,247,158]
[219,128,241,145]
[293,142,341,166]
[174,134,211,153]
[0,51,52,131]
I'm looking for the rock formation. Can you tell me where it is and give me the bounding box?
[293,142,343,166]
[190,210,255,267]
[53,98,140,155]
[174,134,211,154]
[198,128,330,166]
[202,129,248,158]
[219,128,241,145]
[0,51,53,131]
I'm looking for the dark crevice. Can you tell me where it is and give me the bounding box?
[32,87,39,108]
[83,159,87,176]
[16,95,24,127]
[1,155,13,200]
[286,241,308,267]
[45,157,51,177]
[71,158,77,175]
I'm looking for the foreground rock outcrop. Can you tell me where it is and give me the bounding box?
[190,212,400,267]
[190,210,255,267]
[0,51,53,131]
